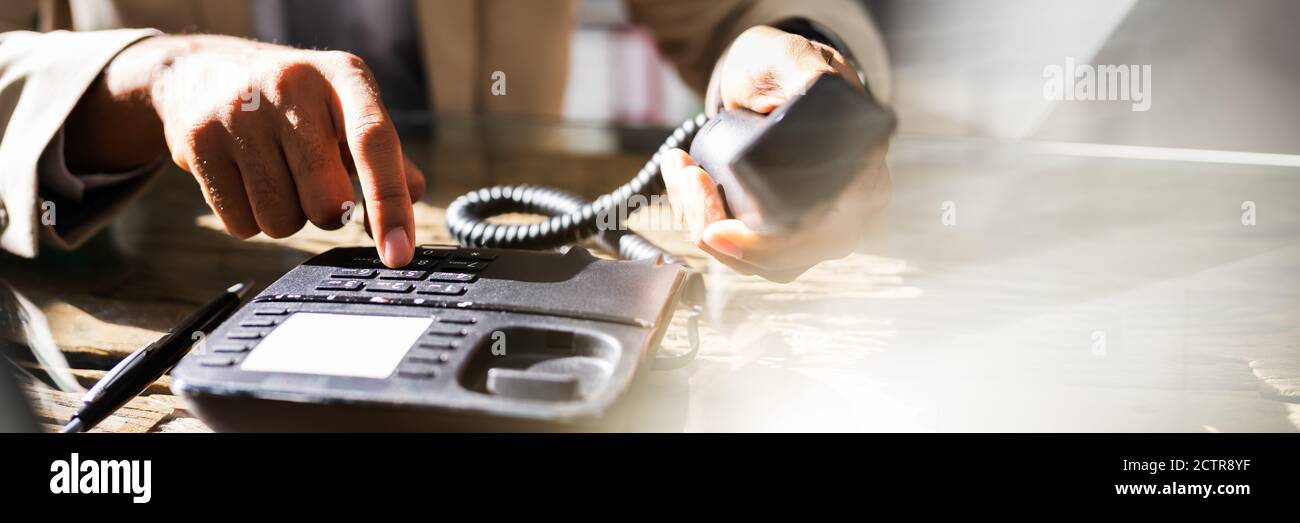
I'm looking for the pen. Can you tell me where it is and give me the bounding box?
[60,281,253,433]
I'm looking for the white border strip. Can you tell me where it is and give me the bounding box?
[1024,141,1300,168]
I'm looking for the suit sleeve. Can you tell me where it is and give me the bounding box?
[625,0,892,106]
[0,27,161,258]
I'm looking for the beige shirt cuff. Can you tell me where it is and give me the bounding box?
[0,28,162,258]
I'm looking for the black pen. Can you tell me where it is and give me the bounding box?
[61,281,253,433]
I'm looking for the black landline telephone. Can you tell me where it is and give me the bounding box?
[170,74,895,431]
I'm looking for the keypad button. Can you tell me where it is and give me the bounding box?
[227,331,264,340]
[199,357,238,367]
[417,341,459,350]
[416,283,465,296]
[331,268,377,279]
[211,344,251,353]
[440,259,489,272]
[368,281,413,293]
[417,247,454,258]
[239,319,277,328]
[397,368,437,379]
[437,315,477,325]
[317,279,364,291]
[430,272,476,283]
[412,258,437,268]
[428,326,470,337]
[455,250,498,260]
[379,269,429,280]
[348,257,384,267]
[407,353,450,365]
[254,308,289,316]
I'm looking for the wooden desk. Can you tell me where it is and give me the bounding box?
[5,126,1299,432]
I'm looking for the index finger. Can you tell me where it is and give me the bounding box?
[324,53,414,267]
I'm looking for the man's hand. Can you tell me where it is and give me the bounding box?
[660,25,890,283]
[67,35,424,267]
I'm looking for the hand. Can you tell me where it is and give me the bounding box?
[660,25,891,283]
[66,35,424,267]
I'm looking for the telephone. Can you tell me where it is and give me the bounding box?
[171,245,690,431]
[169,74,894,431]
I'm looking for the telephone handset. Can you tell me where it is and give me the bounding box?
[445,73,895,265]
[690,75,896,232]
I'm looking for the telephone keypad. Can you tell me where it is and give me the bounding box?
[235,248,497,384]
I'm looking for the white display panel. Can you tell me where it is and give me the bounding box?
[239,313,431,379]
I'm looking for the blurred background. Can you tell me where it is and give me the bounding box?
[235,0,1300,153]
[562,0,1300,155]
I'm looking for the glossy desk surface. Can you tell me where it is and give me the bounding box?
[4,123,1298,432]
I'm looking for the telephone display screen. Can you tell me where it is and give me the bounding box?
[240,313,431,379]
